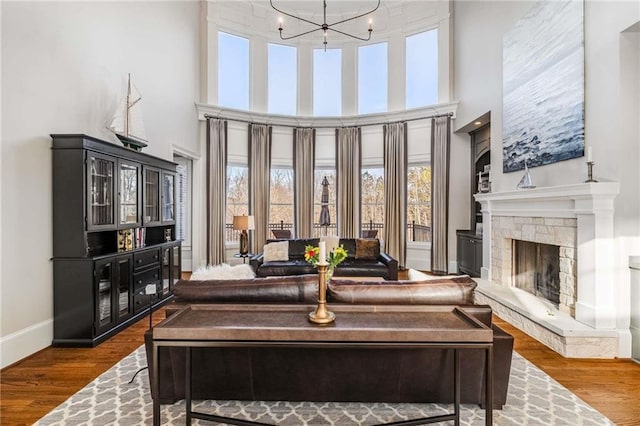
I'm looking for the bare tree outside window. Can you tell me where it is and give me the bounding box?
[361,167,385,234]
[269,168,294,230]
[407,164,431,242]
[226,165,248,242]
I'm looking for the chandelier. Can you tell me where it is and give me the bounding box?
[271,0,380,50]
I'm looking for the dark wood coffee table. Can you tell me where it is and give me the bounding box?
[151,304,494,425]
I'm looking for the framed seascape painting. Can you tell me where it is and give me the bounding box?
[502,0,584,173]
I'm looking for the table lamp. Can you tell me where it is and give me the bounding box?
[233,215,254,255]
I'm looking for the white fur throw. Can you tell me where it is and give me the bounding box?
[190,263,255,281]
[263,241,289,262]
[407,269,463,281]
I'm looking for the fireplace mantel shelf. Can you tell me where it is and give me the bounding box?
[475,182,620,203]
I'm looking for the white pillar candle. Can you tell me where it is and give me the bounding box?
[318,241,327,265]
[587,146,592,162]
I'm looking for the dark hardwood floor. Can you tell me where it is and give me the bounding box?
[2,291,639,425]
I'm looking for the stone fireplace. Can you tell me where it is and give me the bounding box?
[474,183,624,358]
[493,217,576,315]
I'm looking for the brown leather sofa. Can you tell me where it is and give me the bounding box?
[146,275,513,409]
[250,238,398,280]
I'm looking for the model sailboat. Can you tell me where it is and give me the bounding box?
[516,160,536,189]
[109,74,148,151]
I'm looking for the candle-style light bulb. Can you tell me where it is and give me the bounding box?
[278,16,283,31]
[368,19,373,30]
[318,241,327,265]
[587,146,592,163]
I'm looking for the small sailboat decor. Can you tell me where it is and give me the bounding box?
[109,74,148,151]
[516,160,536,189]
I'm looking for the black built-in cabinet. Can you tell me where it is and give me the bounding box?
[51,134,181,347]
[456,230,482,277]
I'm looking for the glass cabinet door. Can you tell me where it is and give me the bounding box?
[116,256,132,320]
[161,172,175,223]
[161,247,171,297]
[87,154,115,230]
[118,161,140,226]
[144,168,160,224]
[172,244,181,288]
[95,259,114,332]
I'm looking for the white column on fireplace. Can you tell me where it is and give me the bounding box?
[475,183,620,331]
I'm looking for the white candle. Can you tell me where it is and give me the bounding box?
[587,146,592,162]
[318,241,327,265]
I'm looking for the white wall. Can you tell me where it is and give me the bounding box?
[0,1,200,368]
[453,0,640,356]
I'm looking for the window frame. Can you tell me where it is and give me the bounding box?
[218,30,251,111]
[357,41,389,115]
[405,28,439,110]
[269,167,295,234]
[226,164,249,244]
[267,42,298,116]
[312,48,343,117]
[406,162,432,246]
[360,166,385,236]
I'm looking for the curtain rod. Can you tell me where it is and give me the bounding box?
[204,111,453,129]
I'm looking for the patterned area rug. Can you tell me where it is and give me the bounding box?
[35,346,612,425]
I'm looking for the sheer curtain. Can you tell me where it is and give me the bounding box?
[336,127,361,238]
[293,128,315,238]
[248,124,272,254]
[383,122,407,269]
[206,118,227,265]
[430,116,451,275]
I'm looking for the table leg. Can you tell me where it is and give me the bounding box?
[152,342,160,426]
[454,348,460,426]
[485,345,493,426]
[186,347,192,425]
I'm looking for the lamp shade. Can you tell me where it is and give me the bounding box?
[233,215,255,231]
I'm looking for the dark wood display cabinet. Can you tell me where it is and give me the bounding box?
[51,134,181,347]
[456,230,482,277]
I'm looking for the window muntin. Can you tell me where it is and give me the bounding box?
[406,29,438,109]
[268,43,297,115]
[361,167,384,235]
[226,165,249,242]
[218,31,250,110]
[407,164,431,242]
[313,49,342,116]
[313,170,336,237]
[269,168,294,233]
[358,42,388,114]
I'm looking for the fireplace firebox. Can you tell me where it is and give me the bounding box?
[512,240,560,306]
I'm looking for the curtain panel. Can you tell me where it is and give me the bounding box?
[383,122,408,269]
[430,116,451,275]
[335,127,362,238]
[248,123,272,253]
[206,118,228,265]
[293,128,316,238]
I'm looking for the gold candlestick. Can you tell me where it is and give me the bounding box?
[309,263,335,324]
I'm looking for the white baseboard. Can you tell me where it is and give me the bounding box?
[0,319,53,369]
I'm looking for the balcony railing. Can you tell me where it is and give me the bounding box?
[225,221,430,242]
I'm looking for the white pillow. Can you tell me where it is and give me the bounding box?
[407,269,462,281]
[263,241,289,262]
[191,263,255,280]
[320,235,340,254]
